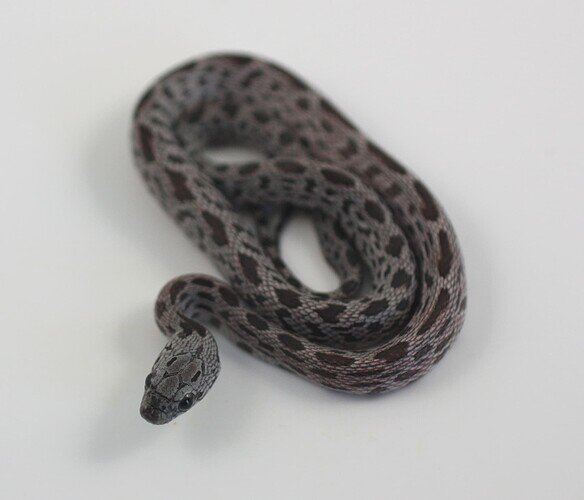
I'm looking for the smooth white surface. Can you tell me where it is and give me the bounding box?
[1,2,582,499]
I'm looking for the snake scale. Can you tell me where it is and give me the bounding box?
[133,53,466,424]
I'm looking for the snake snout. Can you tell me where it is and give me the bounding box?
[140,403,168,425]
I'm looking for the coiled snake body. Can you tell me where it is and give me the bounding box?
[133,54,466,424]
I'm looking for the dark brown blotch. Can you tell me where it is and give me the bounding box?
[246,312,269,331]
[321,168,355,187]
[275,289,302,309]
[277,334,305,351]
[165,168,194,202]
[191,277,215,288]
[197,291,214,302]
[341,280,360,296]
[386,183,402,198]
[361,299,388,317]
[238,253,261,285]
[179,320,207,338]
[138,125,155,162]
[219,287,239,307]
[391,269,412,288]
[364,200,385,223]
[365,164,382,177]
[386,235,404,257]
[315,352,356,366]
[437,230,454,277]
[418,288,450,335]
[395,370,419,383]
[414,180,439,221]
[296,97,310,110]
[169,280,187,303]
[202,211,229,246]
[316,304,346,323]
[375,341,408,363]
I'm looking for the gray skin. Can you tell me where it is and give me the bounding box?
[134,54,467,424]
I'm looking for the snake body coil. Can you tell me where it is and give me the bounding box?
[133,54,466,424]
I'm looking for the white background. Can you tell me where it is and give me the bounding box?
[1,2,582,499]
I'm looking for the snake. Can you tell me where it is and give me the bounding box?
[132,53,467,425]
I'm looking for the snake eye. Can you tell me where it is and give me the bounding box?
[178,394,194,412]
[145,373,153,389]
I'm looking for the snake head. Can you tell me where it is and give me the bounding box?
[140,322,220,424]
